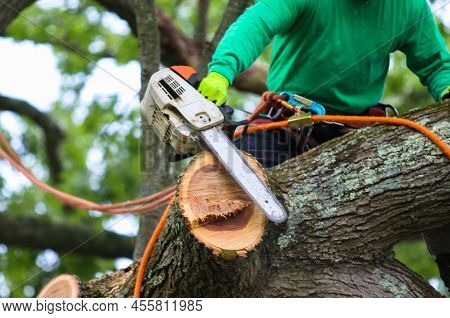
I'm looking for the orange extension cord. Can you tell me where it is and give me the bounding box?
[134,195,176,298]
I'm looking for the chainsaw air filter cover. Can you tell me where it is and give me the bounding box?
[140,68,224,155]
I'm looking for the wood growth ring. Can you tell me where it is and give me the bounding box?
[37,274,80,298]
[178,151,268,259]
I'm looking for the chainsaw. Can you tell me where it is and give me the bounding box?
[140,66,287,223]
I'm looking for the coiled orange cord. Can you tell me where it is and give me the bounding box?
[134,195,176,298]
[312,115,450,159]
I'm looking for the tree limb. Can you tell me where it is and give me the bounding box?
[80,102,449,298]
[0,213,133,259]
[132,0,160,98]
[0,95,65,182]
[269,104,449,262]
[95,0,201,68]
[132,0,161,260]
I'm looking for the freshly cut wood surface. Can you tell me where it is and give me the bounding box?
[37,274,79,298]
[178,151,267,259]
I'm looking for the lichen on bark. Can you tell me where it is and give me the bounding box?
[81,103,449,298]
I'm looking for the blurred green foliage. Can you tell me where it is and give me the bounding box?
[394,238,448,296]
[394,238,439,281]
[0,0,448,297]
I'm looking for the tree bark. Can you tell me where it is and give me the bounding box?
[0,213,133,259]
[79,103,449,298]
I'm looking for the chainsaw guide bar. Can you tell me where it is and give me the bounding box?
[141,67,287,223]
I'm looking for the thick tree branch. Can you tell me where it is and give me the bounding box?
[131,0,181,260]
[95,0,201,68]
[132,0,161,260]
[0,95,65,182]
[261,258,438,297]
[80,103,448,298]
[132,0,160,98]
[269,104,449,263]
[0,213,133,258]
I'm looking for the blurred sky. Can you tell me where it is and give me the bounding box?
[1,0,450,271]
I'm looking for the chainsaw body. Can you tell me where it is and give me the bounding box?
[141,67,224,155]
[140,66,287,223]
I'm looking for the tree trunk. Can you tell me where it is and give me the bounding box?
[131,0,183,260]
[79,103,449,298]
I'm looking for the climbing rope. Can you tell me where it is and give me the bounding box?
[0,131,176,214]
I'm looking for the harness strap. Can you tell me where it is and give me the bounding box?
[235,92,450,159]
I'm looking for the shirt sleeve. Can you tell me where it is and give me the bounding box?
[400,0,450,101]
[208,0,304,85]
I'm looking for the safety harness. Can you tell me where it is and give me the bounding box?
[233,92,450,159]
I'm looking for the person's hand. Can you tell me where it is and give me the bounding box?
[198,72,229,106]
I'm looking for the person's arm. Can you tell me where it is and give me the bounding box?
[208,0,304,85]
[400,1,450,101]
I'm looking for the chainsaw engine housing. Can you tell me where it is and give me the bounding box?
[140,67,224,155]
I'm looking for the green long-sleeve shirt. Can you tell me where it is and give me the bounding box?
[209,0,450,114]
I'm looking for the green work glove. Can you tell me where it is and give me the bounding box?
[198,72,229,106]
[441,86,450,100]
